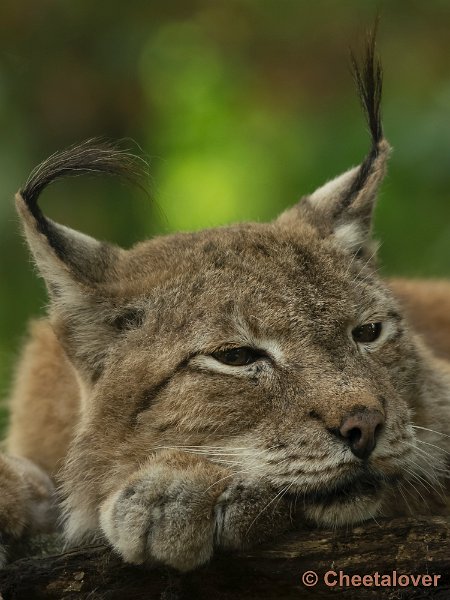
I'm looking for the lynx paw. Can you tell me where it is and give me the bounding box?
[100,452,292,571]
[100,453,227,571]
[0,454,57,543]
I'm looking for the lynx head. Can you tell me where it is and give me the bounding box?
[16,35,440,538]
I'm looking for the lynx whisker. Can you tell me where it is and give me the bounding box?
[415,439,450,457]
[245,478,297,536]
[402,468,430,508]
[343,247,359,277]
[405,459,445,499]
[404,442,448,475]
[203,469,256,494]
[412,425,450,440]
[349,247,379,279]
[396,482,414,515]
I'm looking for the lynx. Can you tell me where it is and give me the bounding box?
[1,36,449,572]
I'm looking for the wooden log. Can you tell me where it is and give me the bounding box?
[0,517,449,599]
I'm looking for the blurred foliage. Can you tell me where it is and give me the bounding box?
[0,405,7,437]
[0,1,450,430]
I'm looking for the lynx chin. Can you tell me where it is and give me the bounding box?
[1,33,449,572]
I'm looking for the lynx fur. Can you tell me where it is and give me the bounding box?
[1,35,449,571]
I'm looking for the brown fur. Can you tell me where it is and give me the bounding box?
[7,320,79,475]
[1,38,449,571]
[6,278,450,480]
[389,279,450,361]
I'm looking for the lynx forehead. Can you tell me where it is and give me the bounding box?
[4,32,449,571]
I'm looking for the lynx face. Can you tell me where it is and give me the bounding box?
[62,219,421,530]
[14,41,444,552]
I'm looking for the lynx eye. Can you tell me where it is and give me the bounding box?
[211,347,262,366]
[352,322,382,343]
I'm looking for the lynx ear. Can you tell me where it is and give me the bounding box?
[277,30,390,258]
[16,141,145,290]
[16,194,120,295]
[16,140,146,381]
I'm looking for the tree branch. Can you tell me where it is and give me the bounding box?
[0,517,449,599]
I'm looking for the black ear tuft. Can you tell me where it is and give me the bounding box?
[17,139,149,270]
[19,139,148,257]
[16,139,149,286]
[341,22,385,211]
[276,22,389,255]
[21,138,148,209]
[350,21,383,148]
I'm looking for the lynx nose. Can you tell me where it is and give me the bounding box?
[339,409,384,460]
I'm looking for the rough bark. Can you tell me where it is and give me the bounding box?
[0,517,449,600]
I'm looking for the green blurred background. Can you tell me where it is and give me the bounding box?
[1,1,450,433]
